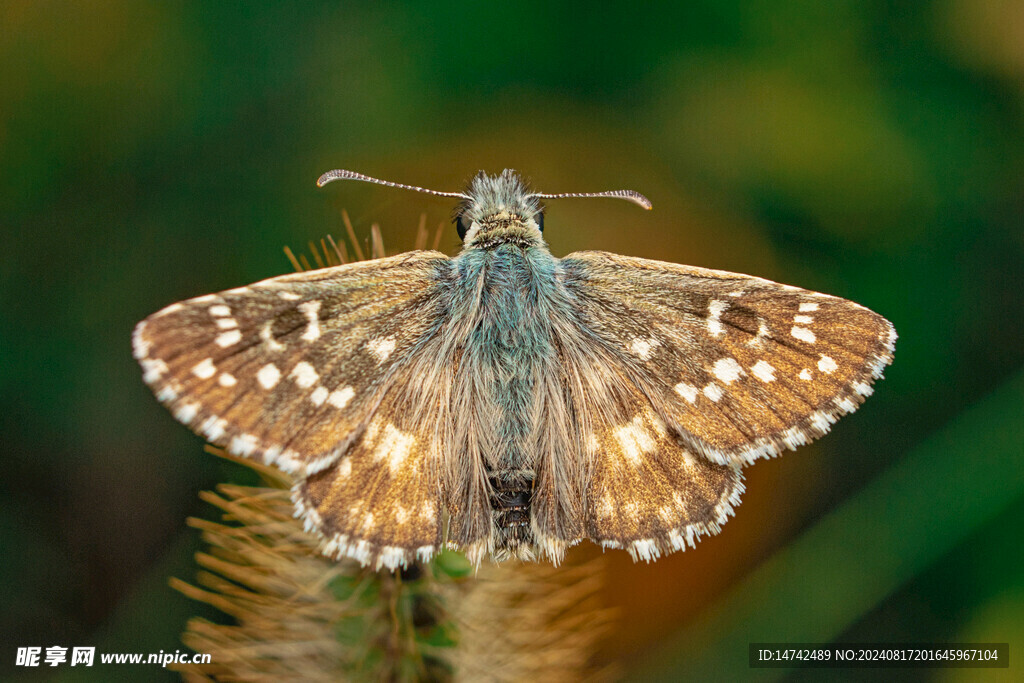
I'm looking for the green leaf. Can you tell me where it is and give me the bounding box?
[433,549,473,578]
[418,622,458,649]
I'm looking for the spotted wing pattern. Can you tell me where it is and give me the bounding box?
[583,402,744,562]
[291,363,445,569]
[534,329,746,561]
[133,252,453,569]
[559,251,897,467]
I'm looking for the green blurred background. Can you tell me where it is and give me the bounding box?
[3,1,1022,680]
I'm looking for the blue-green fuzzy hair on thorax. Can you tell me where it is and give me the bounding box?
[457,170,543,226]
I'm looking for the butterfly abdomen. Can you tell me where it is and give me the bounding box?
[489,473,534,546]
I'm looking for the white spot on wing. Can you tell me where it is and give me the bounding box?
[218,372,237,387]
[613,417,657,464]
[277,291,301,301]
[141,358,168,383]
[791,326,816,344]
[209,305,231,317]
[260,322,285,352]
[174,401,199,424]
[310,386,329,406]
[257,363,281,389]
[799,368,813,381]
[215,318,238,329]
[853,381,873,396]
[367,336,397,363]
[817,355,839,374]
[156,384,179,402]
[277,449,302,473]
[290,361,319,388]
[680,449,698,468]
[629,539,660,562]
[262,445,281,465]
[215,329,243,347]
[373,423,416,475]
[781,425,809,449]
[132,322,151,358]
[711,357,745,384]
[351,540,372,565]
[201,415,228,442]
[629,337,659,360]
[192,358,216,379]
[707,299,728,337]
[298,300,321,341]
[809,411,834,433]
[229,433,259,457]
[422,501,437,522]
[703,383,724,402]
[674,382,699,403]
[328,386,355,409]
[337,457,352,477]
[834,396,857,413]
[794,314,814,324]
[751,360,776,383]
[799,302,819,312]
[747,319,770,348]
[378,547,408,570]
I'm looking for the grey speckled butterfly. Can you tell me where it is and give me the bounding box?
[133,169,896,570]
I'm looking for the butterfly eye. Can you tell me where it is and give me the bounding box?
[455,214,473,241]
[536,212,545,233]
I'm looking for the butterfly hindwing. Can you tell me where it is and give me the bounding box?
[583,402,744,561]
[133,251,451,476]
[559,251,896,466]
[533,322,743,561]
[292,363,445,570]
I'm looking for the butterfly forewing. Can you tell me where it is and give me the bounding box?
[560,251,896,467]
[133,252,451,476]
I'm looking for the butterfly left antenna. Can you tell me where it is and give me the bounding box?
[317,169,471,200]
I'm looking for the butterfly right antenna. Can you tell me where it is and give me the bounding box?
[529,188,652,210]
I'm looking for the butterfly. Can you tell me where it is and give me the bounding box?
[133,169,896,570]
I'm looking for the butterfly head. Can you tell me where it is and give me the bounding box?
[454,170,544,246]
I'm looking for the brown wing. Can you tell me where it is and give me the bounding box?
[292,363,445,570]
[133,251,451,476]
[584,403,744,561]
[557,251,896,467]
[545,336,745,560]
